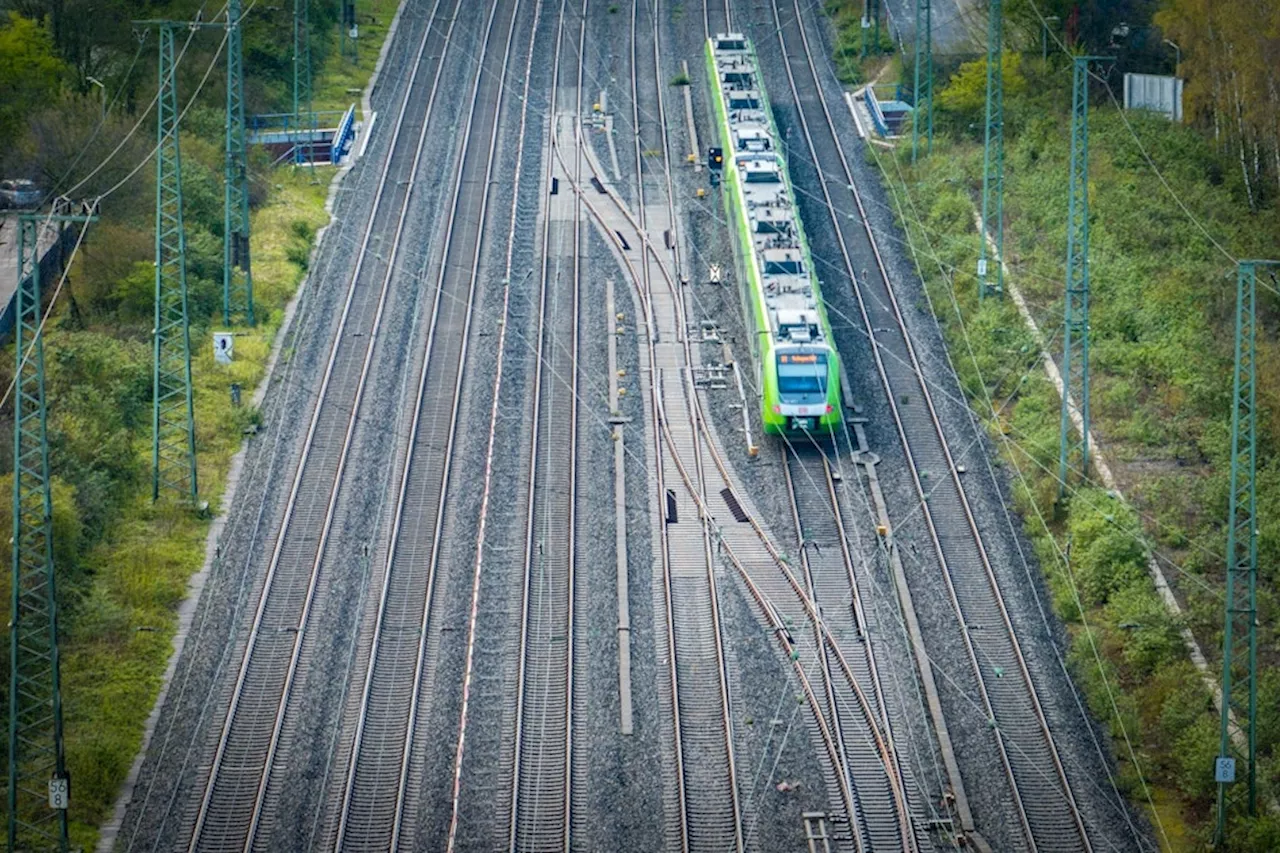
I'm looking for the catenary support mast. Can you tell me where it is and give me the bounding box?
[8,206,96,853]
[1215,260,1279,844]
[912,0,932,161]
[224,0,254,326]
[1058,57,1108,493]
[150,24,199,504]
[978,0,1003,298]
[293,0,314,168]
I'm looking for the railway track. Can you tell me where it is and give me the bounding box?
[551,4,913,847]
[328,1,523,850]
[696,6,928,849]
[782,443,922,852]
[183,3,459,849]
[769,0,1092,848]
[508,0,585,849]
[631,2,744,849]
[516,6,931,852]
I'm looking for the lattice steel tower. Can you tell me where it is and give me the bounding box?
[1215,260,1279,844]
[224,0,254,326]
[152,24,199,503]
[978,0,1003,298]
[1058,57,1107,493]
[8,208,95,852]
[861,0,880,59]
[293,0,313,166]
[912,0,932,162]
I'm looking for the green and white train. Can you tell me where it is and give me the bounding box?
[706,32,842,435]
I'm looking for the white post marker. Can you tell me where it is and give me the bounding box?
[49,776,69,810]
[213,331,234,365]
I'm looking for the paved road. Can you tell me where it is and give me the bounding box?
[878,0,980,56]
[0,212,60,333]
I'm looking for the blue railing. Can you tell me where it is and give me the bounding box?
[247,110,348,134]
[331,104,357,164]
[863,88,889,137]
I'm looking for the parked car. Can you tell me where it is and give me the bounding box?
[0,179,44,210]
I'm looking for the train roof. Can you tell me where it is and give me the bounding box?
[710,34,827,352]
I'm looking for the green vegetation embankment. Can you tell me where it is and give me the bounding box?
[0,0,398,846]
[823,0,1280,848]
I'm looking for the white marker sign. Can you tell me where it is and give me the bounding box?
[49,777,68,810]
[214,332,234,365]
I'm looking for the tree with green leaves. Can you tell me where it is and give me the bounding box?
[0,11,65,157]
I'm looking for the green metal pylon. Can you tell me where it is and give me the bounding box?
[223,0,254,327]
[341,0,358,63]
[1057,57,1107,494]
[293,0,314,170]
[872,0,879,57]
[978,0,1003,299]
[1215,260,1278,844]
[912,0,932,162]
[861,0,879,58]
[152,24,199,504]
[8,208,94,852]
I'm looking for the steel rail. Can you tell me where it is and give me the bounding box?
[556,124,879,853]
[702,0,731,38]
[568,133,915,851]
[783,445,917,851]
[433,2,525,849]
[326,2,522,850]
[508,0,584,848]
[631,1,743,849]
[772,0,1091,848]
[628,2,691,849]
[186,3,456,849]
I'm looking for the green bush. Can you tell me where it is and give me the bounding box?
[1066,490,1149,606]
[1104,582,1182,678]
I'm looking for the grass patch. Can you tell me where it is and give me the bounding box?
[311,0,402,119]
[822,0,895,86]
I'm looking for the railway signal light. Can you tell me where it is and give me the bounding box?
[708,147,724,170]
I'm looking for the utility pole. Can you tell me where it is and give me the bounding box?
[224,0,254,326]
[978,0,1003,299]
[912,0,932,162]
[341,0,358,63]
[1215,260,1278,844]
[872,0,879,58]
[1042,15,1059,64]
[293,0,314,170]
[8,205,95,853]
[861,0,879,59]
[148,23,199,504]
[1058,57,1109,494]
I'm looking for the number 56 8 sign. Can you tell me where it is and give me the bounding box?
[49,776,69,809]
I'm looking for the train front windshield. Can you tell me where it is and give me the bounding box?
[776,352,828,403]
